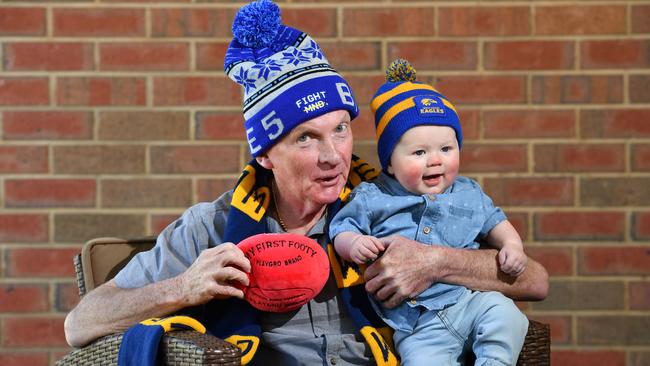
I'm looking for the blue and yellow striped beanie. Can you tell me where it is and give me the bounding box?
[370,59,462,170]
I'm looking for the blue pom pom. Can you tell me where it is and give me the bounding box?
[232,0,281,49]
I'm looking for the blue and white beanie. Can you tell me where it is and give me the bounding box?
[225,0,359,157]
[370,59,462,170]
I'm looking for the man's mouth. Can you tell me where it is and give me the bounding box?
[316,174,340,186]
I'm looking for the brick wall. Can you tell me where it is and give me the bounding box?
[0,1,649,365]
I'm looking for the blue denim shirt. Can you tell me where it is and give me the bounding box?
[329,173,507,332]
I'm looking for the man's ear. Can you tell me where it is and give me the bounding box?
[256,154,274,169]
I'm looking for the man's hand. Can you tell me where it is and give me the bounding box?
[178,243,251,305]
[364,236,439,309]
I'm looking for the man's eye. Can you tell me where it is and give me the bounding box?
[335,123,349,133]
[297,134,309,143]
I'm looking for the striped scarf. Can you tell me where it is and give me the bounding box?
[207,155,398,366]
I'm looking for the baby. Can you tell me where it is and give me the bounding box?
[330,59,529,365]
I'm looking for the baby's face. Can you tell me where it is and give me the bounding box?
[387,125,459,195]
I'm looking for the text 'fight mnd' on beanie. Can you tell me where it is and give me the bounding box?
[370,59,463,170]
[224,0,359,157]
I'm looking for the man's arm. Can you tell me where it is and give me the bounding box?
[64,243,250,347]
[364,236,548,309]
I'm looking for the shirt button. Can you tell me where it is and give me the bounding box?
[423,226,431,234]
[428,194,436,200]
[330,357,337,365]
[409,299,417,305]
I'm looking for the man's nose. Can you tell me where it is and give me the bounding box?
[319,139,342,165]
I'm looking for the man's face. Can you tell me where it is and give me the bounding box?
[388,125,460,195]
[260,110,353,206]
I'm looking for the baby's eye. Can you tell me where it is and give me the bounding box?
[441,146,452,153]
[413,150,426,156]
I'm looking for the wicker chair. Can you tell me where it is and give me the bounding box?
[57,237,550,365]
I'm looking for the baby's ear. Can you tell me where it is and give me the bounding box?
[255,154,273,169]
[386,163,394,175]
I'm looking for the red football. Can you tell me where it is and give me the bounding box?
[236,233,330,312]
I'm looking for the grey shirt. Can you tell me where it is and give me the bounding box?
[114,190,372,366]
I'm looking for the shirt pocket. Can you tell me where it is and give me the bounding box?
[441,205,481,247]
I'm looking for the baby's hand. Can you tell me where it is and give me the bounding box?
[349,235,385,264]
[498,245,527,277]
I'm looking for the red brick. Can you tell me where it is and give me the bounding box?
[343,7,434,37]
[1,316,67,347]
[484,110,575,139]
[632,144,650,172]
[460,144,528,173]
[99,43,189,71]
[283,8,337,37]
[344,75,387,104]
[0,8,46,36]
[581,40,650,69]
[3,111,93,140]
[535,212,624,241]
[351,112,376,140]
[580,246,650,274]
[633,212,650,240]
[99,111,189,141]
[53,145,145,174]
[5,179,96,208]
[577,315,650,345]
[526,246,573,276]
[195,112,246,140]
[528,315,571,344]
[439,6,529,36]
[197,178,237,202]
[630,281,650,310]
[532,75,623,104]
[534,144,625,173]
[387,41,477,71]
[581,109,650,138]
[581,178,650,207]
[55,282,80,312]
[4,42,94,71]
[150,145,241,174]
[485,41,574,70]
[632,5,650,33]
[0,214,48,243]
[0,353,48,366]
[484,177,574,206]
[57,77,146,106]
[154,77,240,106]
[459,110,479,141]
[151,214,182,235]
[0,284,49,312]
[536,5,627,35]
[506,212,528,241]
[630,74,650,103]
[551,350,625,366]
[321,42,381,71]
[196,42,228,71]
[0,78,49,106]
[629,351,650,366]
[0,146,48,173]
[432,75,526,104]
[6,248,79,277]
[151,8,233,37]
[54,8,145,37]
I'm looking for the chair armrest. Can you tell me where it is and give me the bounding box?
[56,330,241,366]
[517,319,550,366]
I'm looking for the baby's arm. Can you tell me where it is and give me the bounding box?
[334,231,385,264]
[486,220,527,276]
